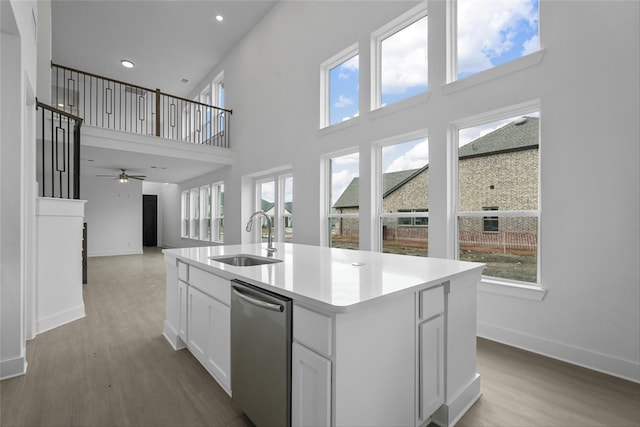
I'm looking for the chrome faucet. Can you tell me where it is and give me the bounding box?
[246,211,277,255]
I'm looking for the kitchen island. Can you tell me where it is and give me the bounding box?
[163,243,484,427]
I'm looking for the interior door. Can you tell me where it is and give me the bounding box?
[143,194,158,246]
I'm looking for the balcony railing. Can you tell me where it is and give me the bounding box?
[51,63,231,148]
[36,100,83,199]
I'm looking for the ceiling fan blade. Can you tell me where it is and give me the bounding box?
[128,176,145,180]
[96,175,117,177]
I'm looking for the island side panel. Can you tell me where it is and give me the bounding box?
[163,255,186,350]
[333,291,415,427]
[433,270,482,427]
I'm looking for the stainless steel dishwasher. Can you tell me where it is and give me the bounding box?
[230,279,292,427]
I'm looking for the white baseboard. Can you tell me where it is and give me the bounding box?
[478,322,640,383]
[163,321,186,350]
[88,249,144,257]
[0,355,27,380]
[37,305,85,335]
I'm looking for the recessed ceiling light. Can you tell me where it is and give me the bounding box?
[121,59,135,69]
[216,15,223,22]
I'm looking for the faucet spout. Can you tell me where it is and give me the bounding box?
[246,211,277,255]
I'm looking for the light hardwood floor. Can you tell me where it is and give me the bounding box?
[1,248,638,427]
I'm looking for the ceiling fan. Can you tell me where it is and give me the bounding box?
[96,169,146,183]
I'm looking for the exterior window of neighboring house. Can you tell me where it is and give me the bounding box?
[327,151,359,249]
[200,185,211,240]
[254,173,293,243]
[482,206,499,232]
[189,188,200,239]
[372,3,428,109]
[456,109,540,284]
[320,44,359,127]
[181,190,190,238]
[378,136,429,256]
[212,182,224,242]
[454,0,539,80]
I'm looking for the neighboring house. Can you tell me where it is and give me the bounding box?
[333,117,539,251]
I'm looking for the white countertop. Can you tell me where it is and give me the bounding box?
[163,243,484,312]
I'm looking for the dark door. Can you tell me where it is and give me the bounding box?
[143,194,158,247]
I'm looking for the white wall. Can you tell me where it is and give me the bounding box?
[0,0,39,379]
[187,1,639,380]
[81,175,143,257]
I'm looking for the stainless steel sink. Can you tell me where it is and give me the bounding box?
[209,254,282,267]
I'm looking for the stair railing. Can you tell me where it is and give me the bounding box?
[36,99,83,199]
[51,63,231,148]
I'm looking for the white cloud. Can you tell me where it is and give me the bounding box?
[341,55,359,71]
[521,34,539,56]
[334,94,353,108]
[385,139,429,173]
[381,16,428,95]
[457,0,538,75]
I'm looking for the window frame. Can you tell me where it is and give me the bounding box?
[370,1,429,111]
[447,0,541,84]
[451,102,541,287]
[374,131,430,254]
[199,184,211,241]
[252,172,293,244]
[323,148,360,249]
[181,190,190,238]
[212,182,224,243]
[320,43,360,129]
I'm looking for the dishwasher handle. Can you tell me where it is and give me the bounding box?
[232,287,284,312]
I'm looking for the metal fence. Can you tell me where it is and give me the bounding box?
[51,63,231,148]
[36,100,83,199]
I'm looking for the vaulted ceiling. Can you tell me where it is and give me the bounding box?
[51,1,277,183]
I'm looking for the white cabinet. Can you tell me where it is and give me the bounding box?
[177,280,188,343]
[292,305,333,427]
[292,342,331,427]
[417,315,444,424]
[186,280,231,393]
[416,285,445,426]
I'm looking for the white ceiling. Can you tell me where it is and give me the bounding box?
[51,0,277,184]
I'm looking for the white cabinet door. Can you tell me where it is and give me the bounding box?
[187,285,231,393]
[205,296,231,391]
[292,342,331,427]
[178,280,188,343]
[187,286,209,364]
[418,314,444,424]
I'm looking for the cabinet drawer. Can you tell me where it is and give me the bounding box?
[189,267,230,306]
[177,261,189,282]
[293,305,333,357]
[419,285,444,321]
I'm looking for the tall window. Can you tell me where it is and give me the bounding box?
[379,137,429,256]
[282,176,294,243]
[189,188,200,239]
[201,85,212,141]
[181,190,190,238]
[455,0,539,80]
[373,4,428,108]
[321,45,359,127]
[212,182,224,242]
[327,151,360,249]
[253,173,293,244]
[200,185,211,240]
[456,110,540,283]
[213,72,225,135]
